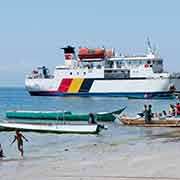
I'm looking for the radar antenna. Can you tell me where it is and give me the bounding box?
[147,37,153,54]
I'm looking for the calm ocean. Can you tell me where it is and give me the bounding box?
[0,87,180,172]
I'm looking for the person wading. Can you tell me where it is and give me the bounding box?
[147,104,153,123]
[143,105,149,123]
[88,113,97,124]
[0,144,4,159]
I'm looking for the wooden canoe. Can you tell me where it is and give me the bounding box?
[6,107,126,122]
[120,116,180,127]
[0,122,105,134]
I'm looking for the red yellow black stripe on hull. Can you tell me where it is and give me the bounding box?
[57,78,94,93]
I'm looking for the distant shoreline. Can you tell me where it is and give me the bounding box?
[0,86,24,89]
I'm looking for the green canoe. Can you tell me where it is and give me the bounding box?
[6,107,126,122]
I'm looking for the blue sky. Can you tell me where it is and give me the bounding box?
[0,0,180,86]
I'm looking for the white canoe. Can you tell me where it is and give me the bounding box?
[0,122,104,134]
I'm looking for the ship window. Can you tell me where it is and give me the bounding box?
[157,60,162,65]
[132,61,136,65]
[147,60,151,64]
[117,61,121,68]
[127,60,131,64]
[133,60,141,65]
[77,72,79,75]
[116,60,125,68]
[83,72,86,75]
[105,61,113,68]
[154,60,162,65]
[70,72,72,75]
[143,60,148,64]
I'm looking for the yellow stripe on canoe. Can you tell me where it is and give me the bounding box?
[68,78,84,93]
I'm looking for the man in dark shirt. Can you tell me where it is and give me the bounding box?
[88,113,97,124]
[147,104,153,123]
[143,105,149,123]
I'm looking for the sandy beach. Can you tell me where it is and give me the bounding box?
[1,130,180,180]
[1,151,180,180]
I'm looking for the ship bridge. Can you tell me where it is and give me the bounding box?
[106,52,164,78]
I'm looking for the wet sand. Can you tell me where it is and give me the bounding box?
[1,152,180,180]
[1,137,180,180]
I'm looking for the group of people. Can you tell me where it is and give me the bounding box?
[143,104,153,124]
[139,102,180,124]
[0,130,28,159]
[168,103,180,117]
[137,104,153,123]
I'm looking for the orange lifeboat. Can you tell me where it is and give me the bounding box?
[78,48,106,60]
[105,49,113,58]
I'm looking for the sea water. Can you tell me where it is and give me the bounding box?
[0,87,180,176]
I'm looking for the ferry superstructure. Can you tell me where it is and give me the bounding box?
[25,41,180,98]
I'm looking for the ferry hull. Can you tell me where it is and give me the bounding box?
[29,91,173,98]
[26,78,175,98]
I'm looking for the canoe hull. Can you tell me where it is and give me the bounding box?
[0,122,102,134]
[120,117,180,127]
[6,107,126,122]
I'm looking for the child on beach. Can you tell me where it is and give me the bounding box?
[11,130,28,157]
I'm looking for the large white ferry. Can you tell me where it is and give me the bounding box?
[25,40,180,98]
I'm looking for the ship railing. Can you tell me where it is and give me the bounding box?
[170,73,180,79]
[27,74,54,79]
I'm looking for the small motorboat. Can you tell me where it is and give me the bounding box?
[119,116,180,127]
[0,122,105,134]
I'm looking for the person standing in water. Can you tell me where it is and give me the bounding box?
[147,104,153,123]
[88,113,97,124]
[11,130,28,157]
[88,112,105,130]
[175,103,180,116]
[142,105,148,123]
[0,144,4,159]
